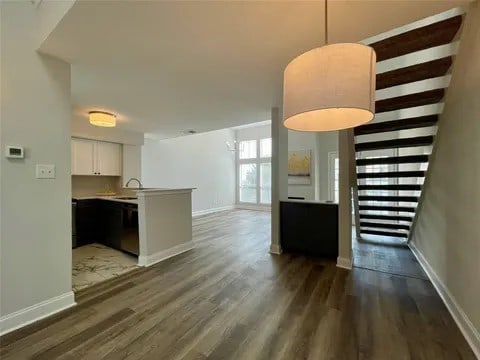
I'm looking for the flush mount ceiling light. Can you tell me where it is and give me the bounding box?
[283,0,376,132]
[89,111,116,127]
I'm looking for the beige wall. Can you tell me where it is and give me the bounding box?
[315,131,339,201]
[123,145,142,186]
[410,0,480,346]
[0,1,74,331]
[288,131,317,200]
[72,116,144,146]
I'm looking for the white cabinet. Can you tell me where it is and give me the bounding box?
[71,138,122,176]
[71,138,95,175]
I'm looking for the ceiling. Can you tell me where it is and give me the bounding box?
[39,0,471,139]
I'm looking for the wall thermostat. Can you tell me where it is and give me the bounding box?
[5,146,24,159]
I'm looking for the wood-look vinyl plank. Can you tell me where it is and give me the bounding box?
[0,210,475,360]
[31,308,135,360]
[188,258,312,359]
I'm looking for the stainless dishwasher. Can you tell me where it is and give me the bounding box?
[120,203,139,256]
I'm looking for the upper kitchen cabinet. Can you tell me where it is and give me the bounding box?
[71,138,95,175]
[96,141,122,176]
[71,138,122,176]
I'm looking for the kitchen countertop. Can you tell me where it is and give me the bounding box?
[72,188,194,204]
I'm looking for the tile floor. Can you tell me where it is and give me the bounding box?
[72,243,138,291]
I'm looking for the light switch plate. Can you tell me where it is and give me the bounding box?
[36,164,55,179]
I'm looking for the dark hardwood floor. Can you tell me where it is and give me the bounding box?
[353,231,429,280]
[0,210,475,359]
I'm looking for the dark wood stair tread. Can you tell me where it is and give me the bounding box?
[359,205,416,213]
[376,57,453,90]
[370,15,462,61]
[355,136,434,152]
[357,171,425,179]
[359,214,413,222]
[358,195,419,202]
[360,229,408,238]
[356,155,429,166]
[358,184,422,191]
[354,115,438,136]
[360,222,411,231]
[376,89,444,113]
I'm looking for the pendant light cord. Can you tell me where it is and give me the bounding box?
[324,0,328,44]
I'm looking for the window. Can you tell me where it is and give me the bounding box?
[334,158,339,203]
[239,164,257,203]
[237,137,271,205]
[260,163,271,204]
[328,152,339,202]
[260,138,272,158]
[357,154,398,215]
[239,140,256,159]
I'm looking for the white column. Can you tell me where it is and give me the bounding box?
[270,107,288,254]
[337,130,353,269]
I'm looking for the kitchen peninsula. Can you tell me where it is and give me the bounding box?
[136,188,194,266]
[73,188,195,267]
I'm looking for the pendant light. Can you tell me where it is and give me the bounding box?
[283,0,376,132]
[89,111,116,127]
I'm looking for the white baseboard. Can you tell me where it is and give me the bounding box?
[269,243,282,255]
[235,204,271,212]
[192,205,235,218]
[337,256,353,270]
[0,291,76,336]
[138,242,194,267]
[409,242,480,358]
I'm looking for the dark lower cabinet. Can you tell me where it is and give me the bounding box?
[75,199,101,247]
[99,201,124,249]
[280,201,339,258]
[74,199,139,256]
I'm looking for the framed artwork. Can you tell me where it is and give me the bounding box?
[288,150,311,185]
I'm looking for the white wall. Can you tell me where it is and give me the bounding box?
[142,129,236,214]
[288,131,317,200]
[410,1,480,354]
[0,2,74,333]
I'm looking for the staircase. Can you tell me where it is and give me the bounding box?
[353,9,464,242]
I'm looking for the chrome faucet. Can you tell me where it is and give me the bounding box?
[125,177,143,189]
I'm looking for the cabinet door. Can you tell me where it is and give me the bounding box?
[75,199,100,246]
[71,138,95,175]
[95,141,122,176]
[98,201,123,249]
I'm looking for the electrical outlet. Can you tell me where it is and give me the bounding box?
[36,164,55,179]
